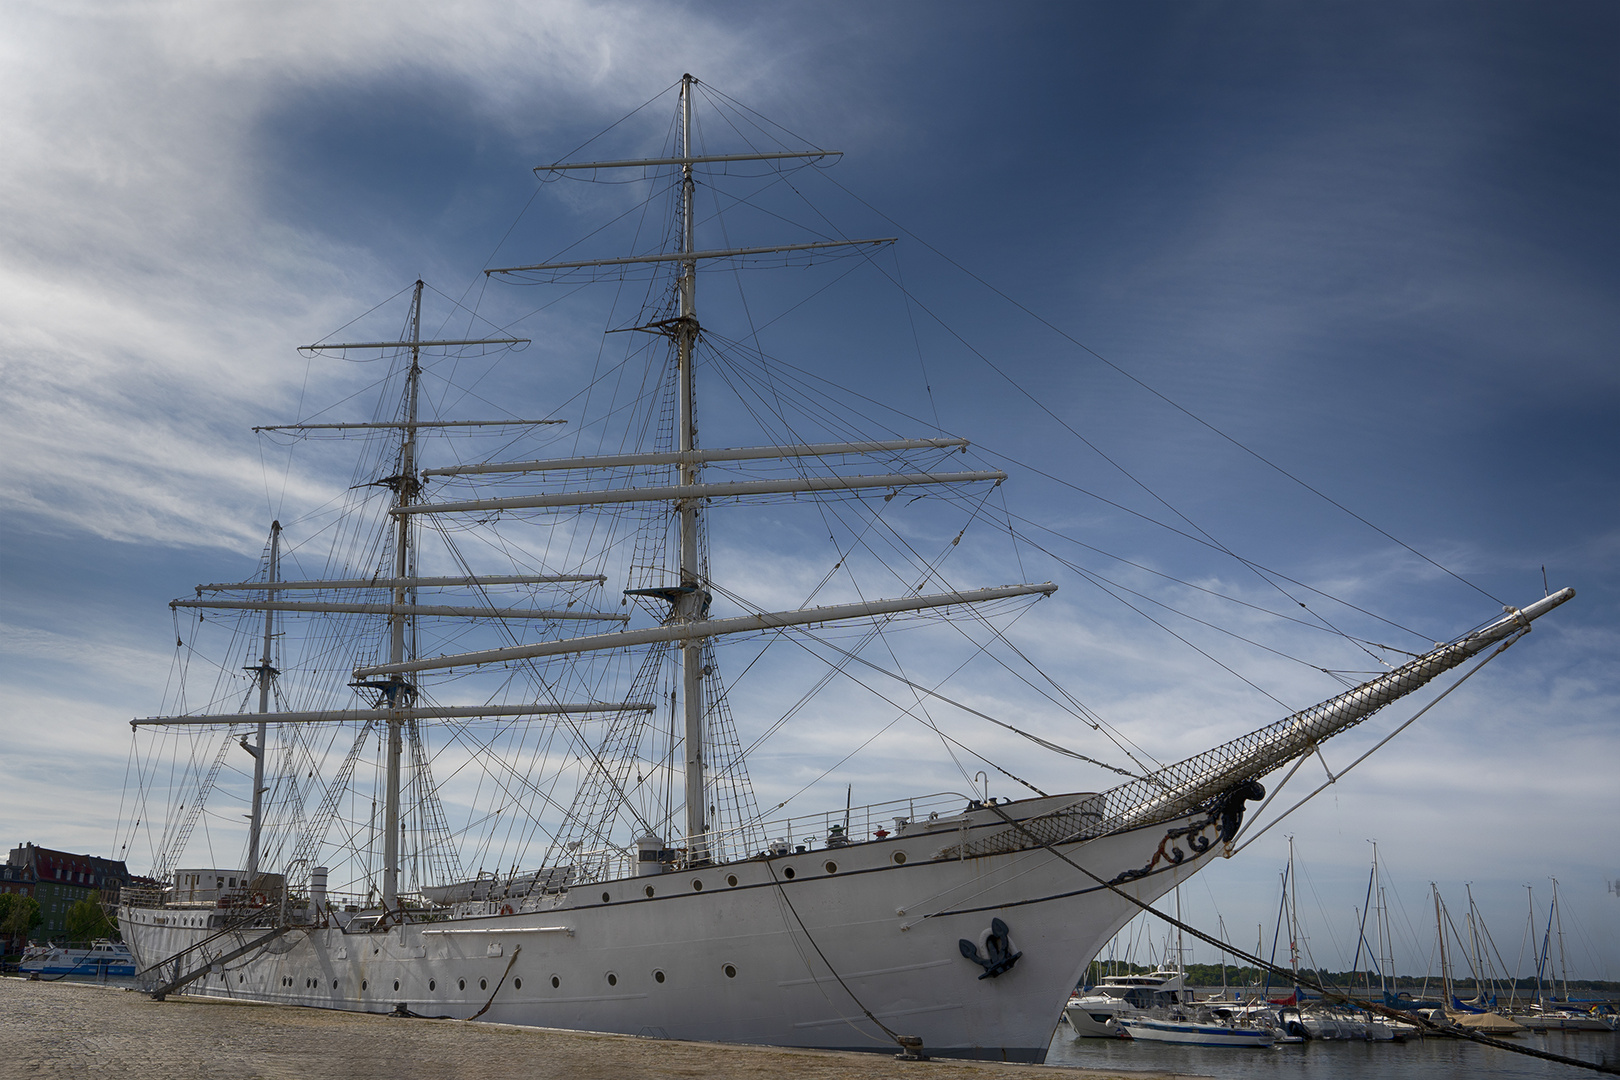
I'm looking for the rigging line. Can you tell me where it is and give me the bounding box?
[704,581,1135,780]
[934,590,1166,779]
[891,248,942,432]
[815,170,1503,607]
[1228,630,1527,857]
[845,257,1386,660]
[470,82,680,287]
[303,281,418,351]
[682,367,998,781]
[695,81,833,159]
[702,325,1429,646]
[497,174,685,280]
[409,534,660,847]
[1073,563,1294,711]
[702,149,794,438]
[546,79,684,174]
[763,858,907,1050]
[1006,506,1423,651]
[719,164,1397,654]
[758,628,1043,809]
[1017,531,1361,676]
[834,484,1166,774]
[708,458,1131,767]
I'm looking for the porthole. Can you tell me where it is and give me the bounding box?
[551,975,560,989]
[480,978,488,991]
[459,979,466,991]
[601,891,611,903]
[723,963,737,979]
[606,972,618,987]
[238,975,243,983]
[331,979,337,989]
[783,867,796,880]
[653,969,666,984]
[645,885,655,898]
[824,861,838,874]
[362,980,368,991]
[892,851,907,865]
[429,980,436,991]
[692,879,703,892]
[726,874,738,887]
[393,980,400,991]
[513,978,522,990]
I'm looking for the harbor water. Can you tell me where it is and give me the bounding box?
[5,975,1616,1078]
[1047,1017,1619,1078]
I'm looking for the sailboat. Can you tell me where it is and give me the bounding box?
[116,75,1575,1062]
[1507,881,1616,1032]
[1432,886,1525,1036]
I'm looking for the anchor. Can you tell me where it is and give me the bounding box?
[958,917,1021,979]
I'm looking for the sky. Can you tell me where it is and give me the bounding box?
[2,2,1616,980]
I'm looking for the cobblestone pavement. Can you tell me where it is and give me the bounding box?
[1,978,1209,1080]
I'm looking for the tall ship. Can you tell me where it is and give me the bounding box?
[117,76,1572,1062]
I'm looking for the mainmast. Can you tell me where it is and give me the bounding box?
[464,75,911,870]
[673,74,709,862]
[380,280,426,907]
[243,520,280,887]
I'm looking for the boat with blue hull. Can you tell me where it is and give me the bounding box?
[19,940,135,977]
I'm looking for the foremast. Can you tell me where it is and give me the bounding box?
[243,520,281,888]
[133,286,659,906]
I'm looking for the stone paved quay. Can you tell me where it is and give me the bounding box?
[1,978,1209,1080]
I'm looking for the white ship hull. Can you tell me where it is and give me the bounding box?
[123,804,1215,1062]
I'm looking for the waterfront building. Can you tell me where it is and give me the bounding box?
[6,844,129,942]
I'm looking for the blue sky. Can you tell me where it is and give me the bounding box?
[2,2,1615,978]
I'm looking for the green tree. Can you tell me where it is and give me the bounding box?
[1,894,41,943]
[65,898,116,943]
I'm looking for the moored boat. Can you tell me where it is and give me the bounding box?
[1116,1008,1276,1047]
[18,939,135,977]
[1064,968,1188,1037]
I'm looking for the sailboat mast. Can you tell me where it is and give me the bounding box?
[1288,837,1300,986]
[1435,885,1452,1004]
[1466,882,1481,996]
[675,74,708,862]
[1373,843,1391,997]
[382,280,425,906]
[1526,885,1541,1006]
[1552,877,1568,1002]
[244,520,281,887]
